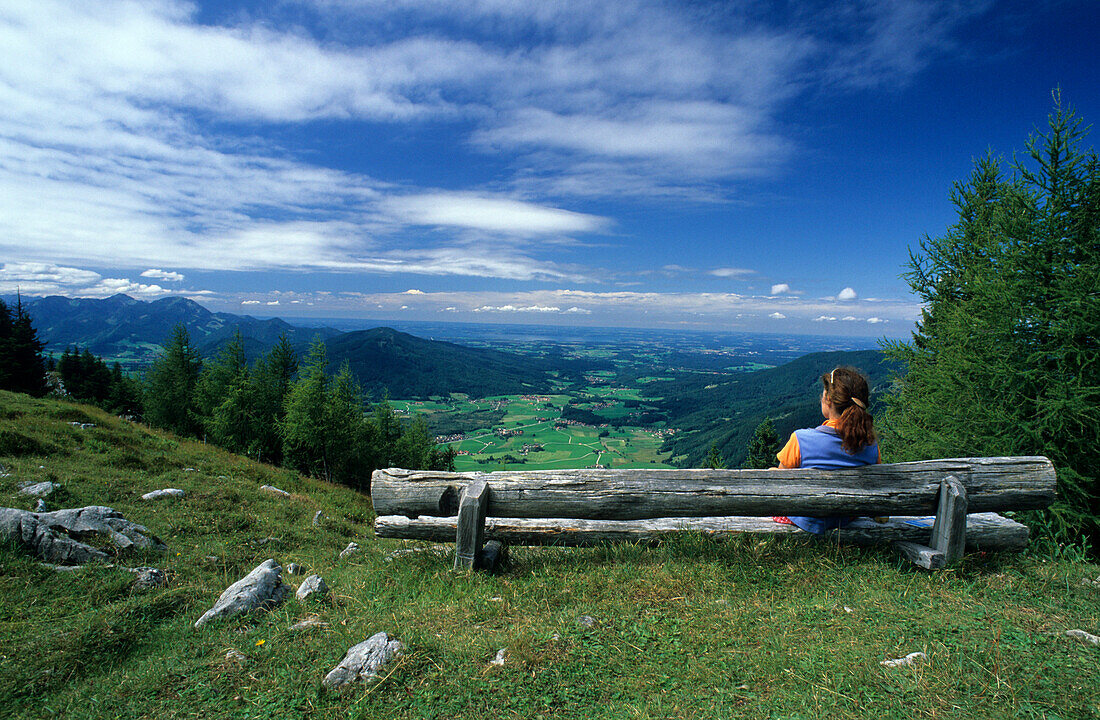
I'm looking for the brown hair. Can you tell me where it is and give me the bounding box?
[821,366,876,454]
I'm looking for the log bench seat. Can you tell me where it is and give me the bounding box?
[370,457,1056,571]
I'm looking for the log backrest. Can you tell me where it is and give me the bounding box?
[371,457,1056,521]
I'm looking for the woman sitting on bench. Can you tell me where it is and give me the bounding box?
[773,366,880,533]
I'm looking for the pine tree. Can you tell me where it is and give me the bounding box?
[194,332,248,440]
[882,100,1100,544]
[250,334,297,464]
[742,418,780,469]
[281,338,334,480]
[143,325,202,437]
[0,296,48,397]
[705,441,726,469]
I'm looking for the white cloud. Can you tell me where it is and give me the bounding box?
[842,316,858,321]
[813,316,837,322]
[710,267,755,278]
[141,269,184,282]
[402,289,425,294]
[382,194,609,235]
[838,287,858,301]
[769,312,786,319]
[0,262,192,298]
[867,317,887,324]
[266,301,280,305]
[771,283,791,295]
[241,300,261,305]
[564,306,591,314]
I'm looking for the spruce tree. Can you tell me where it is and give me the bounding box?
[742,418,780,469]
[882,100,1100,545]
[143,325,202,437]
[704,441,726,469]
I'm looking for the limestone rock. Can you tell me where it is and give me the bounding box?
[34,499,48,512]
[287,562,303,575]
[141,488,185,501]
[296,574,328,601]
[131,566,168,591]
[18,481,59,498]
[489,648,508,666]
[0,506,166,565]
[339,542,359,559]
[1067,629,1100,646]
[290,616,329,631]
[323,632,403,689]
[194,559,289,628]
[881,651,925,667]
[260,485,290,498]
[312,510,324,526]
[577,615,596,628]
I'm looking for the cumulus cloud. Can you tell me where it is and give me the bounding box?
[141,269,184,282]
[0,262,192,298]
[769,312,786,319]
[813,316,837,322]
[771,283,791,295]
[402,289,425,294]
[867,317,887,324]
[241,300,261,305]
[837,287,858,301]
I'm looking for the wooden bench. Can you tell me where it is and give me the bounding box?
[371,457,1056,571]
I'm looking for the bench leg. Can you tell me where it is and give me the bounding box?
[454,480,489,571]
[930,475,968,563]
[894,475,968,570]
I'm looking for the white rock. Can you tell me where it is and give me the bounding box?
[34,499,48,512]
[194,559,288,628]
[577,615,596,628]
[881,651,926,668]
[17,481,59,498]
[131,566,168,591]
[141,488,185,501]
[290,616,329,631]
[312,510,324,526]
[226,649,246,664]
[489,648,508,666]
[287,563,303,575]
[323,632,403,689]
[1081,576,1100,588]
[260,485,290,498]
[1067,629,1100,646]
[339,542,360,559]
[296,574,329,601]
[0,505,166,565]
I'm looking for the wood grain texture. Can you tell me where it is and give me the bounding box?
[930,476,968,563]
[453,480,488,571]
[372,457,1056,520]
[375,512,1029,550]
[894,541,946,570]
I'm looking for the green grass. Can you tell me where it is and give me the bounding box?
[1,389,1099,719]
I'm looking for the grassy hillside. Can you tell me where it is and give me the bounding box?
[1,390,1098,719]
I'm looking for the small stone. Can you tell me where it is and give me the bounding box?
[714,598,729,606]
[577,615,596,628]
[550,633,560,642]
[225,649,246,664]
[881,651,926,668]
[1081,576,1100,589]
[260,485,290,498]
[287,563,303,575]
[254,536,283,547]
[339,542,360,559]
[141,488,185,501]
[489,648,508,666]
[18,481,59,498]
[323,632,403,689]
[204,555,219,563]
[216,476,229,480]
[296,574,329,601]
[131,567,167,591]
[312,510,324,526]
[194,559,289,628]
[843,606,854,613]
[34,499,48,512]
[183,468,197,472]
[1066,629,1100,646]
[290,616,329,631]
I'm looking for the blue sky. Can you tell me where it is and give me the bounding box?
[1,0,1097,336]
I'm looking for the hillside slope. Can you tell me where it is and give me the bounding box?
[21,294,337,367]
[0,391,1097,719]
[325,326,569,399]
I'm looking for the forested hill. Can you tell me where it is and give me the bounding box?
[325,327,573,399]
[18,294,337,365]
[652,349,901,468]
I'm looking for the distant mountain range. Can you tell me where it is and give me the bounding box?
[14,294,572,398]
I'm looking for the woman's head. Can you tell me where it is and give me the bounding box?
[820,366,875,453]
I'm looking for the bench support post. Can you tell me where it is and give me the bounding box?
[930,475,968,563]
[454,480,489,571]
[894,475,968,570]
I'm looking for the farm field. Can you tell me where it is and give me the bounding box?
[392,387,676,470]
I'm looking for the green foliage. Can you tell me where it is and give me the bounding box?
[882,100,1100,546]
[742,417,780,469]
[704,441,726,469]
[0,297,47,397]
[56,347,141,415]
[142,325,202,437]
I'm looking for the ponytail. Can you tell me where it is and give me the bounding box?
[822,366,876,454]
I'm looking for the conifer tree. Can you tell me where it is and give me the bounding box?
[143,324,202,437]
[0,297,48,397]
[742,418,780,469]
[705,441,726,469]
[882,99,1100,544]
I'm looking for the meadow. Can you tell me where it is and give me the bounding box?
[1,390,1098,719]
